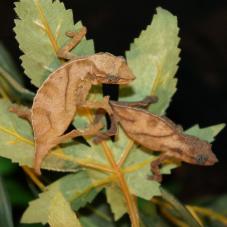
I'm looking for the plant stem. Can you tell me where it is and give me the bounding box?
[186,205,227,225]
[84,108,140,226]
[100,142,140,227]
[186,205,204,226]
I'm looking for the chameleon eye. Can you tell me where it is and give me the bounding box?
[196,154,208,165]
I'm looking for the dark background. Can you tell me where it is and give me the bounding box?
[0,0,227,223]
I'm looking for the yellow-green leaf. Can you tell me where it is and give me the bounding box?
[22,172,101,224]
[124,147,161,200]
[105,184,127,221]
[121,7,180,115]
[14,0,94,87]
[48,192,82,227]
[185,123,225,143]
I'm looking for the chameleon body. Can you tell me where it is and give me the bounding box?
[11,27,135,174]
[106,100,218,181]
[32,54,135,174]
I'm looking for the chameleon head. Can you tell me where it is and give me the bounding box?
[88,53,135,84]
[194,141,218,166]
[183,136,218,166]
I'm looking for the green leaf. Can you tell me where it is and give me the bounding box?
[0,157,16,175]
[160,187,201,227]
[123,147,161,200]
[0,42,22,84]
[79,202,117,227]
[48,192,82,227]
[0,66,35,102]
[14,0,94,87]
[0,176,14,227]
[14,0,101,135]
[185,124,225,143]
[138,198,169,227]
[0,99,82,172]
[21,171,101,224]
[111,7,181,203]
[106,184,127,221]
[107,128,176,201]
[121,7,180,115]
[0,99,34,165]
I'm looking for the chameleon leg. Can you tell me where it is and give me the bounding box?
[80,96,113,116]
[110,96,158,108]
[80,96,119,143]
[52,121,104,145]
[93,110,118,144]
[149,153,170,182]
[57,26,87,60]
[9,105,32,123]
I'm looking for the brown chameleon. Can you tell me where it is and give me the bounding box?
[10,26,135,174]
[94,97,218,182]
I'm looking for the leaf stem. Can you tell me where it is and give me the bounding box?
[100,142,140,227]
[22,166,46,191]
[85,107,140,226]
[118,139,134,167]
[52,150,114,173]
[0,126,33,145]
[68,175,115,203]
[34,0,59,53]
[186,205,204,226]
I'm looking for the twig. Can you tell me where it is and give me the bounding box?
[186,205,227,225]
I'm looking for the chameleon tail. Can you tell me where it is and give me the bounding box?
[34,144,50,175]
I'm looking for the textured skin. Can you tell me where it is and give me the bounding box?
[110,101,218,181]
[30,53,134,174]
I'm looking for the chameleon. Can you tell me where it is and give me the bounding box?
[10,26,135,175]
[93,97,218,182]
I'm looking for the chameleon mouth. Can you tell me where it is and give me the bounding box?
[205,155,218,165]
[118,77,135,84]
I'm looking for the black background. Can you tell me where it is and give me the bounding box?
[1,0,227,201]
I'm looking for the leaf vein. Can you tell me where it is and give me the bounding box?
[34,0,59,53]
[0,125,33,145]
